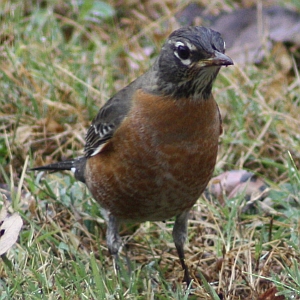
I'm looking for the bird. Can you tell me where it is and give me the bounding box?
[31,26,233,286]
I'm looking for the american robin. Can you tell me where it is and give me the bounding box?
[31,26,233,285]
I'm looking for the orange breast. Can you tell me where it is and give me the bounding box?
[85,90,221,222]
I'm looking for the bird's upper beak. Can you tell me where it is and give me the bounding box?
[198,51,234,67]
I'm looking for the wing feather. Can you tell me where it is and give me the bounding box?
[84,82,139,157]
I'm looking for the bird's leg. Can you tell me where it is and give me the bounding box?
[172,210,191,286]
[106,214,122,273]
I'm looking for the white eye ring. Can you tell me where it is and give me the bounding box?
[174,52,191,66]
[174,42,192,65]
[175,41,185,48]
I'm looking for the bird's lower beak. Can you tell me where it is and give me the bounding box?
[199,51,234,67]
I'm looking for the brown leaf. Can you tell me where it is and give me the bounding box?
[258,286,285,300]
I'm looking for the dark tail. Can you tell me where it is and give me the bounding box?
[30,157,86,183]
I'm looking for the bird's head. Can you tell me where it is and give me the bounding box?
[154,26,233,100]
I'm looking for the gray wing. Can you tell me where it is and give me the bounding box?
[84,81,139,158]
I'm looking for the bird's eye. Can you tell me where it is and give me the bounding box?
[177,45,190,60]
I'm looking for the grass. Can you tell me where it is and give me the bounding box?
[1,0,300,299]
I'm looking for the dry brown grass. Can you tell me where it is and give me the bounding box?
[1,0,300,299]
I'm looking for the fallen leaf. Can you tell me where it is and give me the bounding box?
[258,286,285,300]
[0,203,23,255]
